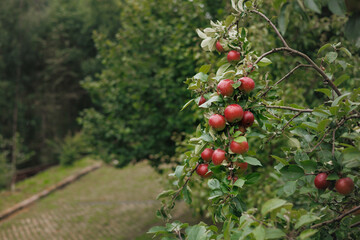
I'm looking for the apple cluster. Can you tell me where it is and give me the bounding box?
[314,173,355,195]
[196,41,256,181]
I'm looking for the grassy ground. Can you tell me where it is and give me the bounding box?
[0,158,97,213]
[0,161,200,240]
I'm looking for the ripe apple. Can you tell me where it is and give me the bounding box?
[212,149,227,165]
[335,177,354,195]
[235,162,248,170]
[224,104,244,123]
[241,111,254,128]
[196,163,212,178]
[201,148,214,162]
[230,141,249,154]
[216,41,224,52]
[227,50,241,62]
[314,173,330,189]
[238,77,255,93]
[198,96,206,106]
[209,114,226,131]
[217,79,234,97]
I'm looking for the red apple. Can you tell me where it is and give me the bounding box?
[209,114,226,131]
[198,96,206,106]
[201,148,214,162]
[217,79,234,97]
[224,104,244,123]
[196,163,212,178]
[314,173,330,189]
[230,141,249,154]
[335,177,354,195]
[241,111,254,128]
[235,162,248,170]
[212,149,227,165]
[227,50,241,62]
[216,41,224,52]
[238,77,255,93]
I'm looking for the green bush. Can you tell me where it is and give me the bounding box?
[57,133,92,166]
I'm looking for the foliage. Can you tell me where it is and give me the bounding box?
[79,0,227,167]
[150,0,360,239]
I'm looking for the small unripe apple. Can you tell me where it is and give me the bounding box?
[215,41,224,52]
[227,50,241,62]
[201,148,214,162]
[224,104,244,123]
[235,162,248,170]
[217,79,234,97]
[196,163,212,177]
[209,114,226,131]
[230,141,249,154]
[212,149,227,165]
[238,77,255,93]
[198,96,206,106]
[241,111,254,128]
[314,173,330,189]
[335,177,354,195]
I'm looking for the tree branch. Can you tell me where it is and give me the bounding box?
[266,112,304,143]
[260,64,312,97]
[311,206,360,229]
[250,10,289,48]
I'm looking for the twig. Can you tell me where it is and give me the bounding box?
[250,10,289,48]
[308,128,332,153]
[170,166,197,205]
[311,206,360,229]
[350,221,360,228]
[260,64,312,97]
[176,230,183,240]
[264,104,313,112]
[265,112,303,143]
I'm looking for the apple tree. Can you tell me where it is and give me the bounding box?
[149,0,359,239]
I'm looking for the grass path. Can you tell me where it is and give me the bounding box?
[0,161,198,240]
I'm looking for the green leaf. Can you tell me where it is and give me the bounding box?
[318,43,332,54]
[199,95,222,108]
[288,137,301,149]
[325,52,338,63]
[301,122,318,131]
[300,160,317,173]
[216,63,231,76]
[261,198,287,216]
[317,119,331,132]
[186,225,207,240]
[345,15,360,47]
[199,64,211,74]
[181,99,194,111]
[299,229,318,240]
[232,81,241,89]
[244,156,262,166]
[200,133,214,142]
[265,228,286,239]
[315,88,332,98]
[257,57,272,67]
[175,165,184,178]
[234,136,247,143]
[304,0,321,13]
[245,172,261,184]
[271,155,289,165]
[339,47,352,58]
[182,185,192,204]
[280,165,304,180]
[334,74,350,87]
[332,92,351,107]
[295,214,320,229]
[278,3,290,35]
[208,178,220,190]
[253,225,266,240]
[283,181,297,196]
[147,226,167,234]
[157,190,175,200]
[194,72,208,82]
[225,15,236,27]
[328,0,346,16]
[234,178,245,188]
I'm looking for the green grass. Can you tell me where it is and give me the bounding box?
[0,157,97,213]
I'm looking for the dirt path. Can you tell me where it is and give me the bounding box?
[0,162,197,240]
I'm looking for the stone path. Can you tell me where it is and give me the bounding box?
[0,162,196,240]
